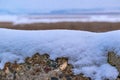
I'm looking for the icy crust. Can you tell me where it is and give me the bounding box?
[0,28,119,80]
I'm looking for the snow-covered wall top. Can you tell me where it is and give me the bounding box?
[0,29,120,80]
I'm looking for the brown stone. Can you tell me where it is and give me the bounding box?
[108,51,120,77]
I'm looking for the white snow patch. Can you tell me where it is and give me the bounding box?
[81,64,118,80]
[0,15,120,25]
[0,28,119,80]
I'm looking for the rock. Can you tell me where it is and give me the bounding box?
[108,51,120,76]
[65,76,72,80]
[0,53,91,80]
[51,77,59,80]
[56,57,68,66]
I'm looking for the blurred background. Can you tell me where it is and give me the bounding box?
[0,0,120,32]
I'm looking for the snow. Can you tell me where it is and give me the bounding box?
[81,64,118,80]
[0,28,119,80]
[0,15,120,25]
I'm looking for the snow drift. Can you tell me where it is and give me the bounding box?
[0,28,119,80]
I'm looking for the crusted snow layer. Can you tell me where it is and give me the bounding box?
[0,28,119,80]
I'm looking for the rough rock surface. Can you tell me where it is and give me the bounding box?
[108,51,120,80]
[0,53,90,80]
[1,51,120,80]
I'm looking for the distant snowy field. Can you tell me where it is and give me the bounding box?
[0,28,120,80]
[0,14,120,24]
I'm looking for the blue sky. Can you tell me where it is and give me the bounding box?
[0,0,120,12]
